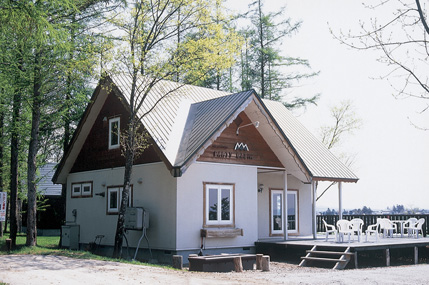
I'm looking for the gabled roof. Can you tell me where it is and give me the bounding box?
[175,90,254,169]
[263,100,358,182]
[53,73,358,184]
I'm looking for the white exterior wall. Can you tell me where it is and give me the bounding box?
[288,176,312,236]
[257,172,312,239]
[176,162,258,251]
[66,162,177,249]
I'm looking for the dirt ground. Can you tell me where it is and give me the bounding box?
[1,255,429,285]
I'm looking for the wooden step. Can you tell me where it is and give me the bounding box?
[305,250,355,256]
[301,256,347,263]
[300,246,354,270]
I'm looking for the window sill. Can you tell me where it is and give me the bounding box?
[200,228,243,238]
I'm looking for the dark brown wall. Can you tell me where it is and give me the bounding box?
[197,112,283,168]
[71,92,162,173]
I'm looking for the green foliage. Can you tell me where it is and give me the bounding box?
[0,0,119,246]
[181,0,243,90]
[238,0,318,108]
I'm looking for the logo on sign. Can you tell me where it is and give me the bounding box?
[234,142,249,151]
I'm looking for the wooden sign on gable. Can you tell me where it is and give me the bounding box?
[197,112,283,168]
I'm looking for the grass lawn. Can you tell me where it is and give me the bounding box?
[0,232,170,267]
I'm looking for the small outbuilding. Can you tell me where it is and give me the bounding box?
[53,74,358,262]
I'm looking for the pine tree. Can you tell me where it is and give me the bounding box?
[240,0,318,108]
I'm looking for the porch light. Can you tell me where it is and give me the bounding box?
[236,121,259,135]
[258,184,264,193]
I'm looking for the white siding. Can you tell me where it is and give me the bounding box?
[66,163,177,249]
[257,172,312,239]
[176,162,258,251]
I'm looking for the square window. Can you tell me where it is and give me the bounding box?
[107,186,132,214]
[109,117,120,149]
[108,188,119,213]
[71,184,81,197]
[81,182,92,197]
[204,183,234,227]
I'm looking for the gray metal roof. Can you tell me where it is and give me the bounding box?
[263,99,358,182]
[110,74,230,153]
[111,73,357,181]
[54,73,358,183]
[175,90,255,167]
[38,163,62,196]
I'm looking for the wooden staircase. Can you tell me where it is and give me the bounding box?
[299,245,355,269]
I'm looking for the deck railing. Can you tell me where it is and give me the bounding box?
[317,214,429,237]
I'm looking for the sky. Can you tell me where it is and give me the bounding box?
[226,0,429,211]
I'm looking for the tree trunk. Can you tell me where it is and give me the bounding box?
[26,51,42,246]
[112,122,135,258]
[113,68,138,258]
[257,0,266,98]
[0,92,4,237]
[10,68,22,248]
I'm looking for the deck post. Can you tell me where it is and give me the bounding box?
[283,171,288,241]
[414,247,418,264]
[338,182,343,219]
[385,248,390,266]
[354,251,358,269]
[312,180,317,239]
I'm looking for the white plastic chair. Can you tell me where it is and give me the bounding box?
[322,219,337,242]
[337,219,353,243]
[378,218,397,238]
[350,218,364,242]
[409,218,425,239]
[365,220,380,242]
[403,218,418,237]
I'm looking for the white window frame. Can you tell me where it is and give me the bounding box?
[81,182,93,197]
[71,183,82,197]
[71,182,93,198]
[287,190,299,234]
[270,189,284,236]
[203,183,234,227]
[107,186,132,214]
[108,117,120,149]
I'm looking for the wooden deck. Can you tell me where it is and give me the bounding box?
[255,234,429,268]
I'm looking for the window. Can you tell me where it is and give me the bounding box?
[107,186,132,214]
[71,182,92,198]
[269,189,283,236]
[72,184,82,197]
[287,190,299,234]
[269,189,299,236]
[204,183,234,227]
[109,117,120,149]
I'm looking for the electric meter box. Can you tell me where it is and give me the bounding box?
[61,225,80,250]
[124,207,149,230]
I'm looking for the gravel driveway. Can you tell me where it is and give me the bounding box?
[1,255,429,284]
